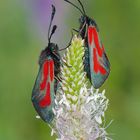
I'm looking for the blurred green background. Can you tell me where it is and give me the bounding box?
[0,0,140,140]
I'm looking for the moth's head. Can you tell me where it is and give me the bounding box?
[79,15,99,32]
[79,15,93,28]
[39,43,59,65]
[79,15,86,25]
[79,15,94,25]
[49,43,60,61]
[49,43,59,54]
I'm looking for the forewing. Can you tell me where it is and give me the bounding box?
[32,58,55,123]
[87,26,110,88]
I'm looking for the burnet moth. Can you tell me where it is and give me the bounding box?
[32,5,61,123]
[64,0,110,89]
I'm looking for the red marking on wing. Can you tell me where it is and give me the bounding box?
[88,27,93,45]
[40,60,49,90]
[49,60,54,82]
[93,48,106,75]
[39,82,51,107]
[88,27,104,57]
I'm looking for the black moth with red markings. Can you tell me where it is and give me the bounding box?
[64,0,110,89]
[32,5,61,123]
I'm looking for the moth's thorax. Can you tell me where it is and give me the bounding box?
[48,43,59,52]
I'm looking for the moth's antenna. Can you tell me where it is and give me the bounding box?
[77,0,86,15]
[49,25,57,42]
[48,5,56,43]
[64,0,84,15]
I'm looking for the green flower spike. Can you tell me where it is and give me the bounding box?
[50,35,111,140]
[60,35,86,104]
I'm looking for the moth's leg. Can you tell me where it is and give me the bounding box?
[84,23,88,38]
[60,60,72,68]
[72,28,79,33]
[55,76,62,82]
[59,30,74,51]
[53,53,61,60]
[78,21,86,37]
[65,63,72,68]
[59,26,85,52]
